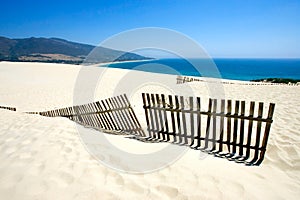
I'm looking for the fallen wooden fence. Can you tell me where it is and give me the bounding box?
[141,93,275,166]
[24,92,275,165]
[28,94,145,137]
[0,106,16,111]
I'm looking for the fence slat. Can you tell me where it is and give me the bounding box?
[161,94,170,141]
[194,97,201,149]
[204,98,212,150]
[167,95,176,142]
[180,96,188,144]
[174,95,181,144]
[238,101,246,157]
[231,100,240,157]
[155,94,165,140]
[217,99,225,153]
[147,93,156,139]
[142,93,151,138]
[151,94,160,140]
[211,99,217,152]
[226,100,232,154]
[256,103,275,165]
[250,102,264,164]
[189,96,195,146]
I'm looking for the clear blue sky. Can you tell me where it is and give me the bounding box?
[1,0,299,58]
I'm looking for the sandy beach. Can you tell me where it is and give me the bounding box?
[0,61,299,200]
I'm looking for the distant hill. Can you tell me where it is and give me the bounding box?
[0,36,151,64]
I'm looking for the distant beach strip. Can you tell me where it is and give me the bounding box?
[103,58,300,82]
[176,76,300,86]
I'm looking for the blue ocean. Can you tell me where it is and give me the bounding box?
[103,58,300,81]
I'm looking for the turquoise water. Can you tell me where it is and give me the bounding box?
[103,58,300,81]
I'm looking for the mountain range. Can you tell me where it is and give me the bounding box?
[0,36,150,64]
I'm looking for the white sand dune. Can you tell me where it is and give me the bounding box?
[0,61,299,199]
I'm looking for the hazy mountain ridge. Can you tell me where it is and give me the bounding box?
[0,36,150,64]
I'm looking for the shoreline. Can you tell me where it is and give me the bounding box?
[250,77,300,84]
[81,58,155,66]
[1,61,299,86]
[177,75,300,86]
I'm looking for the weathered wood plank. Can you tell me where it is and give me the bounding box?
[161,94,170,141]
[180,96,188,144]
[194,97,202,148]
[250,102,264,164]
[174,95,181,143]
[218,99,225,153]
[189,96,195,146]
[151,94,160,140]
[156,94,165,140]
[204,98,212,150]
[211,99,217,151]
[147,93,155,139]
[168,95,177,142]
[231,100,240,156]
[256,103,275,165]
[142,93,151,138]
[238,101,246,157]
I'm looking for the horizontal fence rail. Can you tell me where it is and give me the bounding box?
[0,106,16,111]
[141,93,275,166]
[27,94,145,137]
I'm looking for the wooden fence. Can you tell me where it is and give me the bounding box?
[0,106,16,111]
[141,93,275,166]
[28,94,145,137]
[177,76,201,84]
[24,92,275,165]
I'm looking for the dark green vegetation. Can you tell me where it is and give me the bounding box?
[251,78,300,84]
[0,36,151,64]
